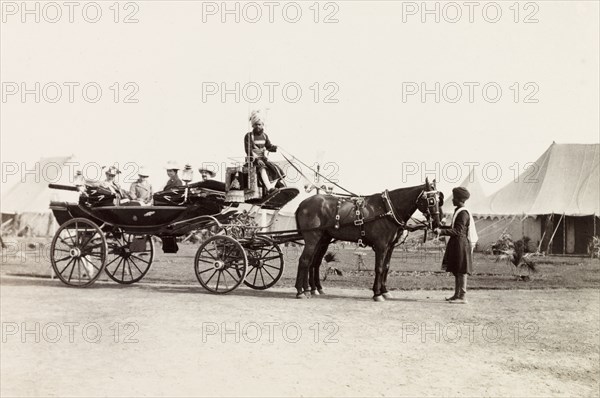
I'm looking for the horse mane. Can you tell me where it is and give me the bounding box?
[382,183,425,220]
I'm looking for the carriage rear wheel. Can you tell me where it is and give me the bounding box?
[194,235,248,294]
[104,232,154,284]
[50,218,107,287]
[241,237,284,290]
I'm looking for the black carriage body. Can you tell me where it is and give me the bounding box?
[50,201,234,236]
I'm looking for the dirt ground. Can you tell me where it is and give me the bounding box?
[1,275,599,397]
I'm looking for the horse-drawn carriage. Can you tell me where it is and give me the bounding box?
[48,152,445,300]
[48,163,300,293]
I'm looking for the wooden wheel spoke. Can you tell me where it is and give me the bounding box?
[261,255,282,261]
[80,260,92,281]
[246,265,259,279]
[224,268,239,283]
[126,259,134,280]
[53,247,71,253]
[259,268,266,286]
[205,245,218,261]
[67,258,77,282]
[85,242,105,251]
[104,255,122,269]
[197,268,215,275]
[54,255,71,263]
[80,230,99,250]
[215,271,222,291]
[204,270,218,284]
[263,263,282,271]
[252,265,259,285]
[197,256,216,264]
[260,247,277,257]
[221,244,236,263]
[58,236,74,248]
[221,271,229,290]
[130,254,151,265]
[112,257,124,277]
[58,258,75,275]
[64,228,77,246]
[128,257,144,275]
[83,256,101,272]
[261,266,276,281]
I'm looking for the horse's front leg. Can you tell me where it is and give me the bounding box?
[381,247,394,300]
[295,247,313,299]
[372,247,388,302]
[311,243,329,295]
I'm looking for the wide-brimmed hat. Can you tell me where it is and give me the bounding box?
[138,166,149,177]
[164,160,181,171]
[198,168,216,178]
[104,165,121,176]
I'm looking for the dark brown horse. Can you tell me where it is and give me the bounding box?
[295,179,443,301]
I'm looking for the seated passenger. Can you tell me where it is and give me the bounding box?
[99,165,127,202]
[129,167,153,205]
[163,161,183,191]
[197,167,226,192]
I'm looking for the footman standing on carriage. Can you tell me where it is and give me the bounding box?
[434,187,476,304]
[244,110,285,194]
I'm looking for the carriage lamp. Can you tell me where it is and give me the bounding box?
[182,164,194,184]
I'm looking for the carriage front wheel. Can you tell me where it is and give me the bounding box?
[50,218,107,287]
[242,237,284,290]
[194,235,248,294]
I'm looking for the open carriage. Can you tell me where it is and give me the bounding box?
[48,164,300,294]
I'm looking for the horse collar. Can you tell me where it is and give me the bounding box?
[382,190,405,227]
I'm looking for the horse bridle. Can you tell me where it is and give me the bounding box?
[416,189,442,230]
[381,188,442,230]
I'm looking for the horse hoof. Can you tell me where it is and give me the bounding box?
[311,289,320,296]
[373,295,385,302]
[296,293,308,299]
[304,291,312,299]
[382,292,393,299]
[318,289,325,295]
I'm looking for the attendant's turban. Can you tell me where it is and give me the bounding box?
[452,187,470,201]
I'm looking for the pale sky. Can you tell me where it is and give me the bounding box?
[1,1,599,207]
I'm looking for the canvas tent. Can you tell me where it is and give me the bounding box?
[469,143,599,254]
[1,156,79,236]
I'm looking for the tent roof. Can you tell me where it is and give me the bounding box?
[442,169,490,216]
[484,143,599,216]
[1,156,79,214]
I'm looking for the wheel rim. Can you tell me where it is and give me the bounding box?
[105,233,154,284]
[50,218,106,287]
[242,238,284,290]
[195,236,247,294]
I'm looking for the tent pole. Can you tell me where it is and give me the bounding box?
[562,213,566,255]
[547,212,564,255]
[537,230,546,253]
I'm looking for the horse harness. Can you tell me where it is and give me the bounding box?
[334,190,408,247]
